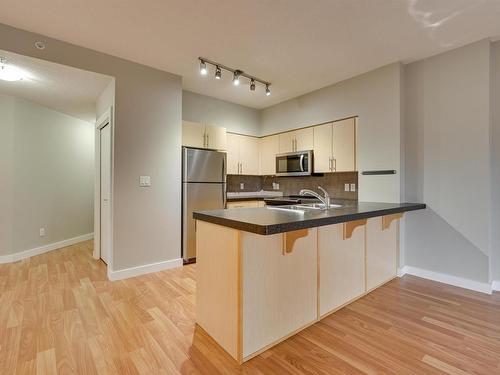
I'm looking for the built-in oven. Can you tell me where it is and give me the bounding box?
[275,150,313,176]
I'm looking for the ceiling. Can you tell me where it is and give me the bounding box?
[0,49,113,122]
[0,0,499,109]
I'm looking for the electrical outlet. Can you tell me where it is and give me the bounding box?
[39,227,46,237]
[350,183,356,192]
[240,182,245,190]
[344,183,350,192]
[273,182,280,190]
[139,175,151,187]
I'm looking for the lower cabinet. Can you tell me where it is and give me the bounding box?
[318,221,366,316]
[242,229,318,358]
[366,215,399,291]
[226,200,265,209]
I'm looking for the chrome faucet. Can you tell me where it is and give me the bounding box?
[299,186,330,209]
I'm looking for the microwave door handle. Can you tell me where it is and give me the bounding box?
[300,154,305,172]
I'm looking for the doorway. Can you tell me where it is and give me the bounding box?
[94,108,113,265]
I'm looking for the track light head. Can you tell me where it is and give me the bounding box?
[215,66,221,79]
[265,84,271,96]
[200,60,207,75]
[233,70,242,86]
[250,79,256,91]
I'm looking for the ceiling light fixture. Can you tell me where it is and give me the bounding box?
[199,60,207,75]
[233,70,241,86]
[0,58,26,82]
[198,57,271,97]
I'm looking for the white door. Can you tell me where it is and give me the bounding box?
[100,124,111,264]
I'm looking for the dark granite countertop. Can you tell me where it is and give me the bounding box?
[194,201,426,235]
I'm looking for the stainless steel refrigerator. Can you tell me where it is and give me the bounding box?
[182,147,226,263]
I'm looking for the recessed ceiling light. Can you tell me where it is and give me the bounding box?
[0,59,26,81]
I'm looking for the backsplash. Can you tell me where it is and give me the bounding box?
[227,172,358,200]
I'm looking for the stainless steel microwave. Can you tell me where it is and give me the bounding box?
[275,150,313,176]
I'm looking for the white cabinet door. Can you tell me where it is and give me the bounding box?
[259,135,279,175]
[295,127,314,151]
[182,120,205,148]
[313,123,333,173]
[226,133,240,175]
[239,136,260,175]
[279,131,296,153]
[366,216,398,291]
[332,118,356,172]
[318,223,365,316]
[206,124,227,150]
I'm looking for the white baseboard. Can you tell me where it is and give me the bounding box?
[492,281,500,292]
[0,233,94,264]
[108,258,183,281]
[398,265,492,294]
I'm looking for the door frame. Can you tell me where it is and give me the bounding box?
[94,107,114,270]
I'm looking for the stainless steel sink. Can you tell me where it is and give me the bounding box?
[267,203,343,212]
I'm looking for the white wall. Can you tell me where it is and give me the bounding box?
[491,41,500,282]
[0,94,94,255]
[96,79,115,118]
[0,23,183,272]
[404,40,491,282]
[0,94,14,256]
[261,63,402,203]
[182,90,261,136]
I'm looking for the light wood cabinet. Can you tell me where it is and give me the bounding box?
[366,216,399,291]
[182,121,227,150]
[279,128,314,153]
[259,135,279,175]
[225,133,259,175]
[242,229,318,358]
[318,222,366,316]
[312,118,356,173]
[226,200,265,209]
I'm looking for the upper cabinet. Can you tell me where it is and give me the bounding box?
[259,135,279,175]
[182,121,227,150]
[279,128,313,153]
[313,118,356,173]
[226,133,260,175]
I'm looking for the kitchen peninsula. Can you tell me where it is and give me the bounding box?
[193,201,426,363]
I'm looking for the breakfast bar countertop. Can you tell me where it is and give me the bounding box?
[194,201,426,235]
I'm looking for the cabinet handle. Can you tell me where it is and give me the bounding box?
[206,133,210,148]
[240,163,243,174]
[329,157,332,171]
[333,158,337,171]
[203,133,207,148]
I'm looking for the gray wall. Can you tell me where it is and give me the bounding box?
[182,90,260,136]
[491,41,500,281]
[0,23,183,271]
[404,40,491,282]
[261,63,402,203]
[0,95,94,255]
[0,94,14,256]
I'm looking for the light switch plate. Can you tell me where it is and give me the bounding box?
[344,183,350,192]
[39,227,45,237]
[350,183,356,192]
[140,175,151,187]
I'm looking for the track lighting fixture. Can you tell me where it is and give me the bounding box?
[198,57,271,97]
[199,60,207,75]
[233,70,241,86]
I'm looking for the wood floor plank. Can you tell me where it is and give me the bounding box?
[1,240,500,374]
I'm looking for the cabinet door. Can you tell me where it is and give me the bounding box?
[226,200,261,209]
[319,223,365,316]
[182,121,205,148]
[332,118,356,172]
[313,123,333,173]
[259,135,279,175]
[366,216,398,291]
[225,133,240,175]
[239,136,260,175]
[279,131,296,153]
[206,124,227,150]
[242,229,317,358]
[295,127,314,151]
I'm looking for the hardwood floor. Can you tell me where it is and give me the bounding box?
[1,241,499,374]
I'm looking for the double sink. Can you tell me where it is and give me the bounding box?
[269,202,343,212]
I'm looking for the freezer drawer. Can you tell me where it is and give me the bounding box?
[182,182,226,262]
